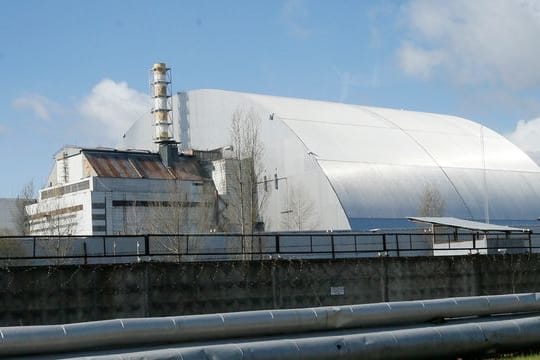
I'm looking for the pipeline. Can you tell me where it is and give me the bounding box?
[2,293,540,358]
[64,315,540,360]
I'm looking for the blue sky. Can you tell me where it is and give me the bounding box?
[2,0,540,197]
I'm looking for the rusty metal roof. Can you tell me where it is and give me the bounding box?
[83,149,204,181]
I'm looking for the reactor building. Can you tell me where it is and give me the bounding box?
[26,64,220,236]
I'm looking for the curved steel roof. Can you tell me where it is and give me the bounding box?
[122,89,540,226]
[239,91,540,223]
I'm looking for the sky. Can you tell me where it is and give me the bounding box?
[2,0,540,197]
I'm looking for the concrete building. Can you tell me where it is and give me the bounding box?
[27,64,223,237]
[26,146,217,235]
[121,89,540,231]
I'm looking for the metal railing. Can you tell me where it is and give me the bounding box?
[0,230,536,265]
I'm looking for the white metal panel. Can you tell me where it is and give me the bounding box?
[118,112,154,151]
[245,93,397,129]
[445,168,540,221]
[405,131,484,169]
[281,119,435,166]
[319,161,470,219]
[482,130,539,171]
[322,160,540,224]
[367,106,480,135]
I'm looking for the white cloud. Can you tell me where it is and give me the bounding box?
[12,94,61,120]
[78,79,151,144]
[398,0,540,89]
[398,41,445,79]
[281,0,311,39]
[507,116,540,152]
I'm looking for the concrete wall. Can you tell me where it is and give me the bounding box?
[1,255,540,326]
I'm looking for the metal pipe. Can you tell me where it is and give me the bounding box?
[2,293,540,357]
[115,315,540,360]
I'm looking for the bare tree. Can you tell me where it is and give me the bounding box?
[122,201,150,235]
[224,108,268,259]
[418,184,446,217]
[281,184,318,231]
[149,196,189,234]
[227,108,265,235]
[128,180,219,259]
[11,180,36,235]
[142,182,217,234]
[0,181,37,264]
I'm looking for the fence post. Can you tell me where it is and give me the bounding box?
[103,236,106,256]
[258,236,262,259]
[33,237,36,258]
[144,235,150,256]
[382,234,387,253]
[395,234,400,257]
[275,234,280,254]
[177,236,181,262]
[331,234,335,260]
[529,232,532,254]
[83,241,87,265]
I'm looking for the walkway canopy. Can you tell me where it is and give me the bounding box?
[408,217,530,233]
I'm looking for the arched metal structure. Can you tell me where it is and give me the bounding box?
[121,89,540,231]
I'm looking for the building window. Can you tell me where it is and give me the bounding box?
[41,180,90,200]
[92,225,107,232]
[112,200,198,207]
[28,204,83,221]
[92,214,106,221]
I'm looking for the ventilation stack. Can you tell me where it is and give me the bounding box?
[150,62,177,167]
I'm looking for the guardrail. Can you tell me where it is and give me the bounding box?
[0,230,536,265]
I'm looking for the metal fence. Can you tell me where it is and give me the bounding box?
[0,230,536,265]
